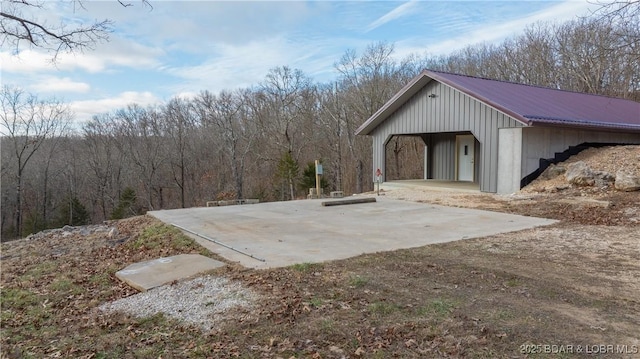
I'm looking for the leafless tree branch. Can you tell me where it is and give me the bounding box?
[0,0,150,62]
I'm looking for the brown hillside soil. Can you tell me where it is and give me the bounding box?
[1,146,639,358]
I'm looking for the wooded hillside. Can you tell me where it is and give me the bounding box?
[2,13,639,240]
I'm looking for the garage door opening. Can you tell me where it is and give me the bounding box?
[384,135,425,181]
[382,132,480,192]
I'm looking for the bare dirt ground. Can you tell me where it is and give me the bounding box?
[1,146,639,358]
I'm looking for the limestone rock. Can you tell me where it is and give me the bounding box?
[540,164,566,179]
[108,227,119,238]
[593,170,615,188]
[615,169,640,192]
[565,161,595,186]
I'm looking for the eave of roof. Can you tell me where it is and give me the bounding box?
[356,70,640,135]
[527,116,640,131]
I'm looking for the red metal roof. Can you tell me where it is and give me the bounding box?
[357,70,640,135]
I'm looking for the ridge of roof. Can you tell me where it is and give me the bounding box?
[424,69,635,101]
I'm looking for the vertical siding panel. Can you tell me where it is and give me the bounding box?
[430,84,435,131]
[418,90,423,132]
[433,136,439,178]
[464,96,469,131]
[400,103,405,133]
[482,106,493,193]
[451,91,464,127]
[409,98,413,133]
[451,87,456,130]
[450,89,456,130]
[404,98,409,134]
[458,91,463,131]
[436,136,440,179]
[433,86,438,131]
[477,101,487,191]
[408,97,413,133]
[423,88,428,132]
[419,93,423,132]
[482,106,493,194]
[393,105,399,134]
[412,94,416,133]
[428,85,433,132]
[489,109,498,192]
[484,108,491,192]
[449,135,455,179]
[443,86,448,130]
[400,101,404,131]
[436,137,441,178]
[438,84,443,131]
[398,102,403,134]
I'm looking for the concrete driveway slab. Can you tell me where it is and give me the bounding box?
[149,197,556,269]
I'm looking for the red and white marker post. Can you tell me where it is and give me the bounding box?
[375,168,382,195]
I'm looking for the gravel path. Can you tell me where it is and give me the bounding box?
[99,275,259,331]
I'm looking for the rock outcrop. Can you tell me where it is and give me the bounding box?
[615,169,640,192]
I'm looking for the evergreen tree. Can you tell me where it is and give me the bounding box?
[277,151,299,200]
[111,187,139,220]
[299,162,329,193]
[57,196,90,227]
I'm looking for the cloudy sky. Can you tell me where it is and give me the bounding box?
[2,0,600,124]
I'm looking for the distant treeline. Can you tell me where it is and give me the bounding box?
[2,15,639,240]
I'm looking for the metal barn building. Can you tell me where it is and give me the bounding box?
[356,70,640,194]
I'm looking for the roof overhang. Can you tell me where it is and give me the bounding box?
[527,116,640,133]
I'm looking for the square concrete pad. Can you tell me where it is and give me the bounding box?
[149,197,556,269]
[116,254,225,291]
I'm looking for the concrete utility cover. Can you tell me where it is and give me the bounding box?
[115,254,225,291]
[149,197,556,269]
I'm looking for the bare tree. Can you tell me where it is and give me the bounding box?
[422,17,638,99]
[260,66,313,155]
[317,83,346,192]
[334,42,415,193]
[592,1,640,23]
[259,66,314,200]
[163,97,197,207]
[195,90,257,200]
[83,113,125,220]
[1,0,151,61]
[114,104,166,210]
[0,86,70,237]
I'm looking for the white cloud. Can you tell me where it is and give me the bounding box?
[31,76,91,93]
[1,37,163,74]
[70,91,161,124]
[366,1,418,32]
[166,36,330,93]
[0,50,57,73]
[173,91,199,101]
[421,0,597,55]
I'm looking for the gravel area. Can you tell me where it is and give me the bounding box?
[99,275,260,331]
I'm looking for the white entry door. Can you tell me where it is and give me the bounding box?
[457,135,475,181]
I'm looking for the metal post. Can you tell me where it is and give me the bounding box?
[315,159,321,199]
